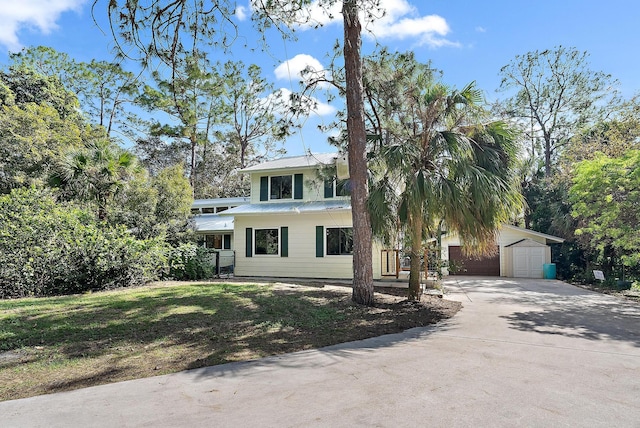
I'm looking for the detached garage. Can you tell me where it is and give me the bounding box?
[442,225,564,278]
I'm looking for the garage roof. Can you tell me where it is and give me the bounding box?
[502,225,565,244]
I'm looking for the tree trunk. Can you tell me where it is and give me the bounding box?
[343,0,374,306]
[407,211,423,301]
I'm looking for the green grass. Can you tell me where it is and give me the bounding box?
[0,281,459,401]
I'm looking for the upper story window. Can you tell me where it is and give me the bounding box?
[270,175,292,199]
[324,178,352,198]
[260,174,303,201]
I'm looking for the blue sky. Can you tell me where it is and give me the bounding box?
[1,0,639,155]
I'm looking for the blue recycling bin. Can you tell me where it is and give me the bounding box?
[543,263,556,279]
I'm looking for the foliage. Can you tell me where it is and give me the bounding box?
[569,149,640,269]
[137,56,289,198]
[167,243,218,280]
[8,46,140,140]
[108,163,193,243]
[0,188,168,298]
[52,139,141,220]
[0,69,88,194]
[497,46,620,177]
[365,51,522,300]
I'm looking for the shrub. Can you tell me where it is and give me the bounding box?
[167,243,217,281]
[0,188,169,298]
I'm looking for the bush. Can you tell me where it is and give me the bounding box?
[0,188,169,298]
[167,243,217,280]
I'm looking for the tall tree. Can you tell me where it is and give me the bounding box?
[137,54,224,196]
[342,0,374,305]
[569,149,640,272]
[8,46,140,140]
[497,46,619,177]
[0,69,86,193]
[102,0,379,305]
[365,56,522,299]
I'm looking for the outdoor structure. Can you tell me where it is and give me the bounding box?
[441,225,565,278]
[220,153,383,280]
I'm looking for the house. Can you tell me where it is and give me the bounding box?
[219,153,384,279]
[192,197,249,250]
[194,153,564,281]
[441,225,565,278]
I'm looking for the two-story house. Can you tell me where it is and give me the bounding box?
[219,153,384,279]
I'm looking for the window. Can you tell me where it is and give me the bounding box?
[201,207,215,214]
[191,208,201,215]
[270,175,292,199]
[216,206,228,213]
[205,234,231,250]
[324,178,352,198]
[255,228,279,255]
[326,227,353,255]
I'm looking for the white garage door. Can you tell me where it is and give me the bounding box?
[513,247,545,278]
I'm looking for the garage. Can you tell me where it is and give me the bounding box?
[508,240,547,278]
[448,246,500,276]
[441,225,564,278]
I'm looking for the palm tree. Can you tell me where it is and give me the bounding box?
[54,139,140,220]
[369,80,522,301]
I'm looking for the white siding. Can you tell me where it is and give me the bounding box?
[234,212,382,280]
[249,169,350,204]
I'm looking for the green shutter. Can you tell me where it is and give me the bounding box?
[260,176,268,201]
[281,227,288,257]
[223,234,231,250]
[294,173,303,199]
[245,228,253,257]
[324,179,333,198]
[316,226,324,257]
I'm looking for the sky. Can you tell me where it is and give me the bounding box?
[1,0,639,156]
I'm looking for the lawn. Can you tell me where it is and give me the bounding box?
[0,280,460,401]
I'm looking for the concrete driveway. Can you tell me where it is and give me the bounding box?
[2,277,640,427]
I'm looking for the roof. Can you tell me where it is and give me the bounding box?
[220,200,351,216]
[240,153,338,173]
[502,224,565,244]
[192,197,249,208]
[193,214,234,232]
[505,238,550,248]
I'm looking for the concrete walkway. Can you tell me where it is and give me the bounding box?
[2,277,640,427]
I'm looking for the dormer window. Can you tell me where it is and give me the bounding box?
[270,175,292,199]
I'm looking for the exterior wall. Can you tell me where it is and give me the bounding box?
[248,168,348,204]
[234,212,382,280]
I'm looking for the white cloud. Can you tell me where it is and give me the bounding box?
[235,5,248,21]
[288,0,459,49]
[0,0,86,52]
[475,26,486,33]
[274,54,331,88]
